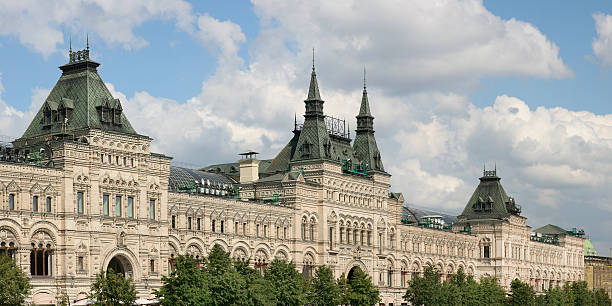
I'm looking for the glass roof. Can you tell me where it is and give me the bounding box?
[169,166,235,191]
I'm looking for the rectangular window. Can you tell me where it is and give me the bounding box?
[100,153,104,163]
[115,156,119,165]
[256,224,260,237]
[221,221,224,233]
[329,227,333,248]
[46,197,51,212]
[78,256,84,271]
[150,259,155,273]
[284,227,287,239]
[171,215,176,229]
[197,218,201,231]
[103,194,109,215]
[484,246,490,258]
[127,197,133,218]
[131,158,134,167]
[77,192,84,214]
[8,194,14,210]
[188,217,192,230]
[276,226,280,239]
[263,224,267,237]
[32,196,38,211]
[123,157,127,166]
[235,222,239,234]
[107,155,111,164]
[243,223,246,235]
[149,200,155,220]
[115,196,121,217]
[212,220,216,232]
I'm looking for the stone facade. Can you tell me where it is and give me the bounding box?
[0,51,584,305]
[585,256,612,300]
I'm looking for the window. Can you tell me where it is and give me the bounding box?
[484,245,490,258]
[187,217,192,230]
[127,197,133,218]
[388,269,393,287]
[107,155,111,164]
[212,220,216,233]
[8,194,14,210]
[221,221,224,233]
[148,199,156,220]
[171,215,176,229]
[32,196,38,211]
[283,227,287,239]
[256,224,260,237]
[263,224,266,237]
[150,259,155,273]
[235,222,239,234]
[115,156,119,165]
[243,223,246,235]
[123,157,127,166]
[301,221,306,240]
[77,192,84,214]
[103,195,109,215]
[77,256,84,271]
[197,218,201,231]
[46,197,51,212]
[131,158,134,167]
[329,227,333,248]
[115,196,121,217]
[310,224,315,241]
[30,244,52,276]
[276,226,280,239]
[100,153,104,163]
[0,242,16,260]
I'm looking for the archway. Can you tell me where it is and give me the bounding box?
[107,255,133,278]
[348,266,362,282]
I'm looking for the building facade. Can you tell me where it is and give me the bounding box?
[585,256,612,300]
[0,48,584,305]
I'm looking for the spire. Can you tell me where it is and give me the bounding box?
[69,36,72,53]
[86,33,89,50]
[358,67,372,117]
[306,48,321,101]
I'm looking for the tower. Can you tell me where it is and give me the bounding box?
[353,68,385,172]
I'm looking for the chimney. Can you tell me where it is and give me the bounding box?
[238,151,260,183]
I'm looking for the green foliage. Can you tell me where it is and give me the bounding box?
[404,265,443,306]
[89,268,136,306]
[571,281,595,306]
[476,276,507,305]
[594,288,611,306]
[336,273,351,305]
[156,255,211,306]
[346,267,380,306]
[309,265,341,306]
[0,254,31,306]
[264,259,307,306]
[510,278,535,306]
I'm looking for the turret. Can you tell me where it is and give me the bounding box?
[353,69,385,172]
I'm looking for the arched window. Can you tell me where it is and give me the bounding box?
[30,243,53,276]
[302,254,314,279]
[301,217,307,240]
[0,241,16,261]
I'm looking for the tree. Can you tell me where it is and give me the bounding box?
[346,267,380,306]
[509,278,535,306]
[443,267,479,305]
[337,273,351,306]
[156,255,211,306]
[404,265,442,306]
[89,268,136,306]
[475,276,506,306]
[264,259,307,306]
[309,265,341,306]
[594,288,611,306]
[0,254,31,306]
[571,281,595,306]
[203,245,250,306]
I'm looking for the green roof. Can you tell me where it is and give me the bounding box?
[459,170,521,220]
[533,224,567,235]
[20,49,138,140]
[585,239,598,256]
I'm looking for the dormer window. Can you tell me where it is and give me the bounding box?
[301,141,312,159]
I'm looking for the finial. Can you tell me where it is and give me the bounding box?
[312,48,315,72]
[69,36,72,53]
[483,162,486,175]
[363,67,366,90]
[86,33,89,50]
[294,113,297,130]
[494,163,497,173]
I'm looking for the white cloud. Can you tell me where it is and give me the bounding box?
[2,0,611,254]
[0,0,194,57]
[0,73,49,139]
[593,13,612,70]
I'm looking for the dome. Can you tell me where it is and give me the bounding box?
[584,239,598,256]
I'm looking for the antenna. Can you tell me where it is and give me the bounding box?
[363,67,366,90]
[312,48,315,71]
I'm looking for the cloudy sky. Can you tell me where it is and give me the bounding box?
[1,0,611,255]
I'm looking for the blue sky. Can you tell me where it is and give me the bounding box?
[1,0,612,255]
